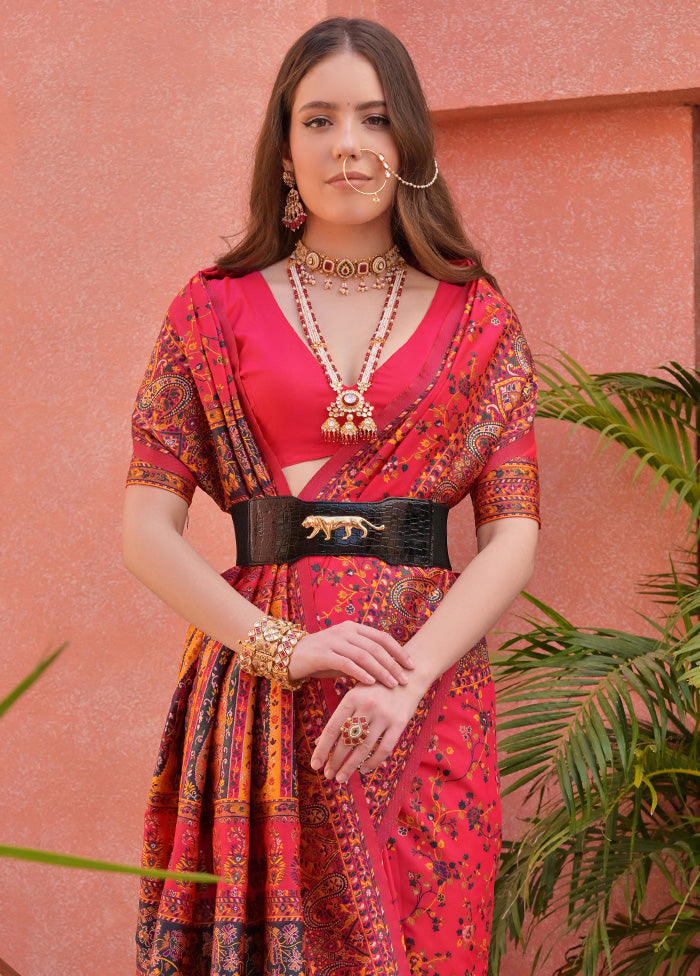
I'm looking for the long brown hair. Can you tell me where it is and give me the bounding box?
[217,18,496,289]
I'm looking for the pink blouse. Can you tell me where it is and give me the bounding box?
[207,271,464,467]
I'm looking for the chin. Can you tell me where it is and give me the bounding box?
[310,203,394,229]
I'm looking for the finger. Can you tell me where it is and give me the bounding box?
[337,639,402,687]
[323,741,355,780]
[311,707,372,772]
[311,716,346,771]
[355,725,402,772]
[290,638,378,686]
[293,632,398,686]
[324,651,377,685]
[353,625,415,669]
[333,732,382,783]
[349,630,407,678]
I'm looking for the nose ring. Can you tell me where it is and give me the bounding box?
[342,149,389,203]
[343,148,439,197]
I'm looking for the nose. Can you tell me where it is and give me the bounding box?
[333,116,363,160]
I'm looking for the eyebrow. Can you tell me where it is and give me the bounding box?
[296,100,387,113]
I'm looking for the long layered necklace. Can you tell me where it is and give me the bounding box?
[287,260,407,444]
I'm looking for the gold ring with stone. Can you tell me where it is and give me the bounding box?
[340,715,370,748]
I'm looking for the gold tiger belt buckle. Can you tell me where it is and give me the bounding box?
[301,514,386,542]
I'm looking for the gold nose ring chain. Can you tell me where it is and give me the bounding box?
[342,148,439,201]
[342,151,388,202]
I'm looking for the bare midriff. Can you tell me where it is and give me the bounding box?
[282,458,332,497]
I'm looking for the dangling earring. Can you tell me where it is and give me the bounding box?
[282,171,306,231]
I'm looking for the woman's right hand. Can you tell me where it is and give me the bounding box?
[287,621,415,688]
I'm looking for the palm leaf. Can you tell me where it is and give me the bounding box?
[1,649,222,887]
[493,593,699,972]
[555,907,700,976]
[493,356,700,974]
[0,844,221,884]
[0,644,68,720]
[493,789,700,976]
[495,623,688,813]
[664,584,700,686]
[596,362,700,407]
[638,562,699,612]
[536,354,700,539]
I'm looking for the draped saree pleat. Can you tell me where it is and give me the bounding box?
[127,268,540,976]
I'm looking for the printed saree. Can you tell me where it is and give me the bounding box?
[127,268,539,976]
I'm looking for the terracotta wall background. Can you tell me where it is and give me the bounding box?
[1,2,698,974]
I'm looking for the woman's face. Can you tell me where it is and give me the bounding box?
[284,50,400,235]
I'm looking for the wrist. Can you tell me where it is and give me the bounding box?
[238,616,308,690]
[405,627,473,690]
[405,653,439,695]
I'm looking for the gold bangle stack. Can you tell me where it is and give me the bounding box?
[237,616,307,691]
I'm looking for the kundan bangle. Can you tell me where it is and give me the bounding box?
[237,616,307,691]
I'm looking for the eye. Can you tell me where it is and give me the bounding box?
[365,114,390,127]
[302,117,331,129]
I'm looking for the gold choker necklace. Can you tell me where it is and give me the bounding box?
[287,261,406,442]
[290,241,404,295]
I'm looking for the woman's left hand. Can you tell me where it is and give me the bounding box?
[310,678,428,783]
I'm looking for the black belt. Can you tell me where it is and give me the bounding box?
[230,496,451,569]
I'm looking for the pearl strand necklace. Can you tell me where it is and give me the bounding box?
[287,262,406,443]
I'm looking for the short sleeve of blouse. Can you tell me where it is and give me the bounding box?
[125,286,224,506]
[469,309,541,529]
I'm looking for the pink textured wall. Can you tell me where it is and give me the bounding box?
[443,103,696,628]
[1,3,697,975]
[339,0,700,111]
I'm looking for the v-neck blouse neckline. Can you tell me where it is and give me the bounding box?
[252,269,442,385]
[207,270,463,469]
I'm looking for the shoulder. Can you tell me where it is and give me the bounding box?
[469,277,523,336]
[477,282,536,382]
[198,265,259,294]
[464,277,535,371]
[172,265,263,292]
[158,267,257,344]
[169,266,263,319]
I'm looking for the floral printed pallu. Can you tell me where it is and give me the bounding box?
[127,268,539,976]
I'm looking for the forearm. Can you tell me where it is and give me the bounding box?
[406,517,539,690]
[123,486,263,648]
[123,486,414,689]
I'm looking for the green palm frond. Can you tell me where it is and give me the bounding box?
[671,581,700,622]
[0,844,221,884]
[596,362,700,405]
[493,356,700,975]
[555,907,700,976]
[493,590,699,973]
[1,649,223,886]
[638,562,699,612]
[673,633,700,687]
[665,585,700,687]
[632,739,700,813]
[536,354,700,539]
[495,618,690,814]
[492,792,700,976]
[633,567,700,685]
[501,786,697,913]
[0,644,68,720]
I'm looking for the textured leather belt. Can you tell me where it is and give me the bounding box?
[230,496,451,569]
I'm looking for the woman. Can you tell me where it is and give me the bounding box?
[123,17,539,976]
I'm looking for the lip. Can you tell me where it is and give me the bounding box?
[327,171,371,186]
